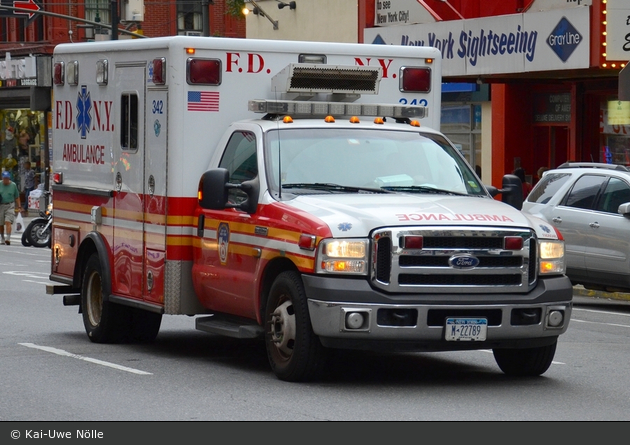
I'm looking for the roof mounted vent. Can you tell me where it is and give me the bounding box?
[271,64,382,96]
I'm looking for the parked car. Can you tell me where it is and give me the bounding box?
[522,162,630,293]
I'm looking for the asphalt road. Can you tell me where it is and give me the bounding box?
[1,240,629,422]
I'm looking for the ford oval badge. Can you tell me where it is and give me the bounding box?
[448,254,479,269]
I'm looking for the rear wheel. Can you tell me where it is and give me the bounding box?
[129,307,162,343]
[493,340,557,376]
[81,253,131,343]
[264,271,327,382]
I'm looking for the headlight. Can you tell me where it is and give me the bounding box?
[316,239,369,275]
[539,240,565,275]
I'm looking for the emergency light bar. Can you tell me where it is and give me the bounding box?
[271,64,382,94]
[248,99,428,119]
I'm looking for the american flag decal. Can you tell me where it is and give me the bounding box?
[187,91,219,112]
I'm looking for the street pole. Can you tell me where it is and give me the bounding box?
[111,0,118,40]
[202,0,210,37]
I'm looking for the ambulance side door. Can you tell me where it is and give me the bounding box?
[196,129,261,319]
[112,64,146,299]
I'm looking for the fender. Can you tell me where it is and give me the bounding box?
[74,231,113,302]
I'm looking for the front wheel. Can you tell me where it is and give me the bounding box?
[493,340,557,376]
[264,271,327,382]
[26,218,50,248]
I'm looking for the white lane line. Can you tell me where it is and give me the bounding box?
[570,318,630,329]
[572,307,630,318]
[19,343,152,375]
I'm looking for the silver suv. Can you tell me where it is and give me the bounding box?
[522,162,630,293]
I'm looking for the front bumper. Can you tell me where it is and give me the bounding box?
[303,274,572,352]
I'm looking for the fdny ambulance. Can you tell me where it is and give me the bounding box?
[48,36,573,382]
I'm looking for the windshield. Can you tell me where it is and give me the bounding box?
[264,128,486,197]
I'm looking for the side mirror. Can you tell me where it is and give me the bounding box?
[499,174,524,210]
[198,168,230,210]
[198,168,260,214]
[618,202,630,217]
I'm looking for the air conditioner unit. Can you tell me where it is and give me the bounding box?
[185,31,203,36]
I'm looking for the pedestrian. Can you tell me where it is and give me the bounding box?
[21,160,35,213]
[0,170,21,245]
[512,167,533,199]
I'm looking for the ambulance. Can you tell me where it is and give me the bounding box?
[47,36,573,382]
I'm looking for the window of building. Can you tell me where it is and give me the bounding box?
[440,104,482,171]
[177,0,202,35]
[600,99,630,166]
[85,0,111,37]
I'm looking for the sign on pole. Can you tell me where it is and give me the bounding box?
[0,0,41,19]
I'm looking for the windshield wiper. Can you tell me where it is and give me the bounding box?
[381,185,468,196]
[281,183,392,194]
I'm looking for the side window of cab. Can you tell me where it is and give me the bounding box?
[218,131,258,205]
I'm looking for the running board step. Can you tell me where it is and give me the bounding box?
[195,315,264,339]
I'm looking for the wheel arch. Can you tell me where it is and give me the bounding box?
[258,257,300,325]
[74,231,113,301]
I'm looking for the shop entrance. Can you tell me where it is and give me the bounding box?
[533,125,569,175]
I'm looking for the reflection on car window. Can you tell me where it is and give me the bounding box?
[219,131,257,204]
[528,173,571,204]
[562,175,606,210]
[595,177,630,214]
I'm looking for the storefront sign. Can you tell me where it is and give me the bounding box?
[365,7,590,76]
[374,0,436,27]
[606,0,630,61]
[0,54,37,84]
[607,100,630,125]
[533,92,571,123]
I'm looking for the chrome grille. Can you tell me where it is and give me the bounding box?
[371,226,537,294]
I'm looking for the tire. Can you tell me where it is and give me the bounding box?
[21,223,33,247]
[493,340,557,377]
[264,271,327,382]
[129,307,162,343]
[81,253,132,343]
[26,218,51,248]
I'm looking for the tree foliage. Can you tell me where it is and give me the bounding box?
[225,0,246,17]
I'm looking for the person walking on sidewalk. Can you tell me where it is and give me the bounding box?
[0,170,21,245]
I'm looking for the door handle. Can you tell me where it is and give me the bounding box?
[589,222,600,229]
[552,217,562,224]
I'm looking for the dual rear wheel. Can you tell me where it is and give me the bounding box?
[81,253,162,344]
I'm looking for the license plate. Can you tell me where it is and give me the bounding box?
[445,318,487,341]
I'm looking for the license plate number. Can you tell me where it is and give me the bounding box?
[445,318,487,341]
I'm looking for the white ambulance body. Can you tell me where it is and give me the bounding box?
[48,36,572,382]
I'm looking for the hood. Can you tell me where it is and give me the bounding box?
[283,193,559,239]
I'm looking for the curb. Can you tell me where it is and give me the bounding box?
[572,285,630,302]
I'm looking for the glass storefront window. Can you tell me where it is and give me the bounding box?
[600,100,630,166]
[441,104,482,172]
[1,109,46,192]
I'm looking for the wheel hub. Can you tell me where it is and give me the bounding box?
[270,300,296,356]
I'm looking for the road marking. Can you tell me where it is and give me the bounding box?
[19,343,153,375]
[572,307,630,318]
[570,318,630,329]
